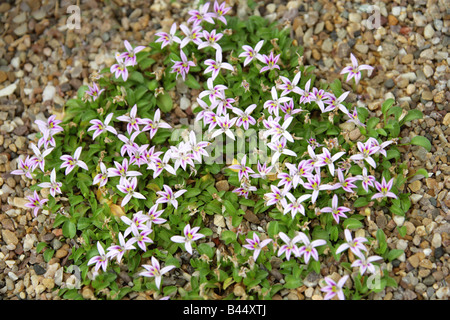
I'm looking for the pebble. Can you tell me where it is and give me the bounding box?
[14,23,28,36]
[423,24,435,39]
[431,233,442,248]
[2,229,19,246]
[215,180,229,192]
[321,39,333,53]
[42,85,56,101]
[180,96,190,110]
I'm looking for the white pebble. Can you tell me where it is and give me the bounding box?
[0,82,18,97]
[42,85,56,102]
[393,215,405,226]
[8,272,18,281]
[11,57,21,69]
[180,96,190,110]
[432,233,442,248]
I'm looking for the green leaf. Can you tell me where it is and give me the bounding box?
[342,218,363,230]
[385,276,398,288]
[387,249,404,261]
[353,197,369,207]
[397,225,407,237]
[329,79,342,97]
[156,93,173,113]
[381,98,395,115]
[129,71,145,84]
[411,168,429,179]
[62,220,77,238]
[410,136,431,152]
[267,221,279,238]
[184,188,201,198]
[77,217,92,230]
[389,204,405,216]
[401,109,423,125]
[387,106,403,121]
[376,229,386,245]
[223,200,236,215]
[36,242,47,254]
[197,243,214,259]
[185,74,202,89]
[367,117,380,129]
[43,249,55,262]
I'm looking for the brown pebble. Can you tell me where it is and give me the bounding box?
[55,249,68,259]
[0,71,7,83]
[388,15,398,25]
[407,254,420,268]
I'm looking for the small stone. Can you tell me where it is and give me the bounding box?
[420,48,434,60]
[337,42,350,58]
[423,65,434,78]
[407,254,420,268]
[393,215,405,227]
[233,284,245,296]
[376,215,387,229]
[287,291,299,300]
[434,247,444,259]
[396,239,408,251]
[33,264,46,275]
[2,229,18,246]
[321,39,333,53]
[419,259,433,269]
[42,85,56,102]
[349,128,361,141]
[180,96,190,110]
[243,210,260,224]
[404,221,415,235]
[384,79,395,89]
[32,9,46,20]
[215,180,229,192]
[388,15,398,25]
[433,91,445,104]
[436,287,449,300]
[55,248,68,259]
[312,49,321,60]
[431,233,442,248]
[406,84,416,95]
[305,287,314,298]
[401,54,413,64]
[303,271,320,287]
[443,113,450,126]
[349,13,362,24]
[355,44,368,54]
[42,278,55,290]
[14,23,28,36]
[423,24,435,39]
[415,226,427,237]
[0,71,7,83]
[0,83,18,97]
[82,286,95,300]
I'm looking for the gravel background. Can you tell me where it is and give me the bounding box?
[0,0,448,300]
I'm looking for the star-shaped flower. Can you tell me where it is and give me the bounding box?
[155,185,187,209]
[340,53,374,84]
[60,146,88,175]
[170,224,205,254]
[243,233,272,262]
[139,257,176,290]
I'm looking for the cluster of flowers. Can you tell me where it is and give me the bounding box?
[244,228,382,300]
[11,1,398,299]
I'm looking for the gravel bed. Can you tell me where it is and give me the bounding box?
[0,0,448,300]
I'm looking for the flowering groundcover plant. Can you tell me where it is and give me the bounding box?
[13,1,430,300]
